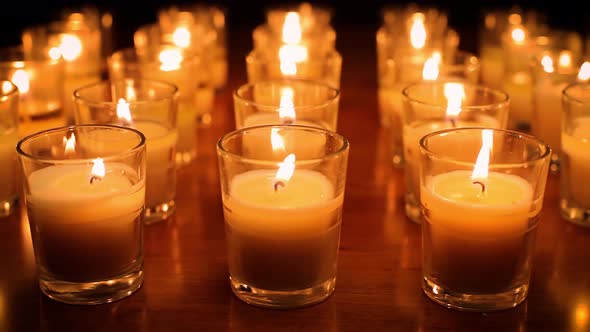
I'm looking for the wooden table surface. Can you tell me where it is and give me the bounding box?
[1,25,590,332]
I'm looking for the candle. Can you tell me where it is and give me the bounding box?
[217,124,349,308]
[562,117,590,207]
[17,125,148,304]
[25,161,145,281]
[223,168,343,291]
[0,129,18,213]
[503,71,533,131]
[419,128,550,311]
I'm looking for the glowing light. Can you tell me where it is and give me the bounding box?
[422,52,441,81]
[159,48,183,71]
[410,13,426,49]
[172,27,191,48]
[578,62,590,81]
[471,129,494,180]
[116,98,133,123]
[511,27,526,45]
[443,82,465,118]
[274,153,296,185]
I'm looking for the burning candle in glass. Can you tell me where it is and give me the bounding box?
[0,81,19,217]
[217,125,349,309]
[419,128,551,312]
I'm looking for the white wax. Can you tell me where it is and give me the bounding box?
[223,169,343,290]
[562,117,590,207]
[533,80,567,154]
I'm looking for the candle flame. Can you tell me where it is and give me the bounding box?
[271,128,285,152]
[10,69,30,94]
[558,51,572,69]
[508,13,522,25]
[576,303,589,329]
[279,12,307,76]
[159,48,183,71]
[48,47,61,60]
[578,62,590,81]
[541,55,554,73]
[422,52,441,81]
[410,13,426,49]
[90,158,106,181]
[282,12,302,44]
[63,133,76,155]
[1,81,13,94]
[58,34,83,61]
[278,87,296,123]
[511,27,526,45]
[443,83,465,118]
[471,129,493,180]
[274,153,296,186]
[172,27,191,48]
[117,98,133,123]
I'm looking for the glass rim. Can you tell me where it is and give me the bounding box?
[402,80,510,111]
[233,78,340,111]
[562,81,590,106]
[216,124,349,166]
[73,78,179,106]
[16,124,147,164]
[0,80,19,99]
[387,49,479,68]
[108,45,202,67]
[419,127,552,168]
[246,48,341,64]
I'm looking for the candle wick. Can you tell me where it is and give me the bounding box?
[472,181,486,193]
[450,118,457,128]
[283,119,294,125]
[274,181,285,192]
[89,176,102,185]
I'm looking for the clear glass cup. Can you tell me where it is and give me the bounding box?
[379,50,480,168]
[233,79,340,130]
[16,124,147,304]
[561,82,590,227]
[73,79,178,224]
[532,52,589,173]
[108,45,211,164]
[246,49,342,89]
[22,19,103,123]
[420,127,551,311]
[217,125,349,309]
[402,81,509,223]
[0,81,19,217]
[0,46,66,138]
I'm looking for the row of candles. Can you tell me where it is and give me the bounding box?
[0,2,588,313]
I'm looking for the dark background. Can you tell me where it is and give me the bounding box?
[0,1,588,56]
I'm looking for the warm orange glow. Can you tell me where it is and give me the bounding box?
[159,48,183,71]
[101,13,113,28]
[410,13,426,49]
[471,129,493,180]
[282,12,302,44]
[443,82,465,118]
[541,55,554,73]
[63,133,76,155]
[116,98,133,123]
[559,51,572,69]
[578,62,590,81]
[48,47,61,60]
[278,87,296,123]
[422,52,441,81]
[271,128,285,152]
[275,153,296,185]
[59,34,83,61]
[508,13,522,25]
[511,27,526,45]
[576,303,588,329]
[172,26,191,48]
[11,69,30,94]
[90,158,106,179]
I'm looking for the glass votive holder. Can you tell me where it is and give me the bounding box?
[419,127,551,311]
[157,4,228,89]
[379,50,480,167]
[108,46,211,165]
[0,47,66,138]
[73,79,178,224]
[16,124,147,304]
[532,52,589,173]
[561,82,590,227]
[402,81,509,223]
[22,20,103,123]
[0,81,19,217]
[246,49,342,89]
[234,79,340,131]
[217,124,349,309]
